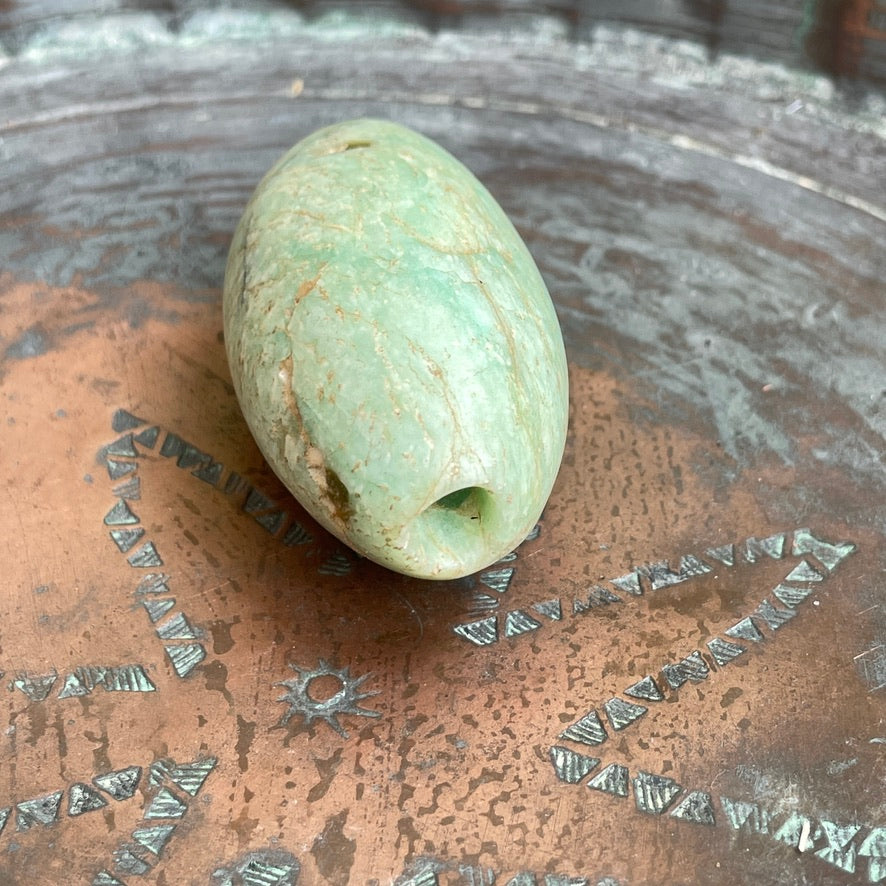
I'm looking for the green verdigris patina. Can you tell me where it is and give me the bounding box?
[224,119,568,579]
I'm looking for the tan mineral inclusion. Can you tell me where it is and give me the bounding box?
[224,119,568,578]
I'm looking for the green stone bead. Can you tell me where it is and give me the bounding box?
[223,119,568,579]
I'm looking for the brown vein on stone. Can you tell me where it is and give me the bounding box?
[279,354,351,529]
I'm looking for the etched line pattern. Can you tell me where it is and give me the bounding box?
[549,755,885,880]
[8,665,155,702]
[479,567,515,594]
[855,645,886,692]
[504,609,542,638]
[549,746,600,784]
[211,849,301,886]
[317,550,354,576]
[395,858,621,886]
[100,407,376,682]
[0,764,143,843]
[587,763,629,798]
[454,528,855,647]
[108,407,315,547]
[101,409,388,597]
[452,523,542,641]
[94,411,872,880]
[454,616,498,647]
[67,783,108,817]
[556,531,856,752]
[92,754,217,884]
[544,528,873,880]
[100,411,208,679]
[57,664,156,697]
[633,771,682,815]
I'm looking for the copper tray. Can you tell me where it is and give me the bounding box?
[1,6,884,884]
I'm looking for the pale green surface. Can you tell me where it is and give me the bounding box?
[224,119,568,579]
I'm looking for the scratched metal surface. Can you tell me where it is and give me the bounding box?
[0,4,885,885]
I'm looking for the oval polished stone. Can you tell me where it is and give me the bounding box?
[223,119,568,579]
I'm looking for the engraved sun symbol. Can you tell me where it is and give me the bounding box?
[276,659,382,738]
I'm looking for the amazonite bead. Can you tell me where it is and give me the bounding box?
[223,119,568,579]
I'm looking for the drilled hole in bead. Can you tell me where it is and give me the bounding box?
[429,487,488,522]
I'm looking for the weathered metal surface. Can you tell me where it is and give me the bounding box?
[0,5,884,884]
